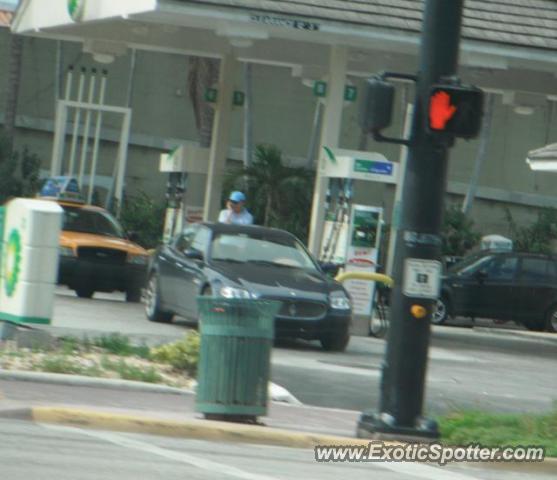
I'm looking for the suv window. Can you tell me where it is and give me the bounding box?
[484,255,518,281]
[520,257,555,283]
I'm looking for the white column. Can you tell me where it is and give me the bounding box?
[307,46,348,255]
[203,54,237,222]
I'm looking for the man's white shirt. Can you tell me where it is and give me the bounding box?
[218,209,254,225]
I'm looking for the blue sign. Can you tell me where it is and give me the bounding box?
[39,177,83,202]
[354,159,393,176]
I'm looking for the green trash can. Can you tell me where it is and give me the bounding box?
[195,297,281,420]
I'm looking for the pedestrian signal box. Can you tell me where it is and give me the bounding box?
[427,85,484,138]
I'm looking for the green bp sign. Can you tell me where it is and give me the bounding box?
[3,229,22,298]
[68,0,86,22]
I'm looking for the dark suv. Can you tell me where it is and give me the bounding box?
[434,251,557,332]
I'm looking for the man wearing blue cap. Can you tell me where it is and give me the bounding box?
[218,191,254,225]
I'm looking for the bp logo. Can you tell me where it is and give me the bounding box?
[67,0,86,22]
[3,229,22,298]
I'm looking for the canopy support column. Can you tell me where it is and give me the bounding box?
[203,54,237,222]
[307,45,348,255]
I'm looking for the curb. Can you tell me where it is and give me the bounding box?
[4,406,387,449]
[472,327,557,343]
[1,405,556,472]
[0,369,194,395]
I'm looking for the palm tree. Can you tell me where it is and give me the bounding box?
[226,144,314,240]
[188,57,219,147]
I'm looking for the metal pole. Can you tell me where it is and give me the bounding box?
[386,103,414,277]
[358,0,464,439]
[106,49,136,210]
[306,101,324,168]
[68,67,86,176]
[87,70,108,204]
[461,93,495,215]
[242,62,254,168]
[78,68,97,188]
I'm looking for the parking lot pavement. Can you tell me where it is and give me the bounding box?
[35,289,557,416]
[42,288,189,345]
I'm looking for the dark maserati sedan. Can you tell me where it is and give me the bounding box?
[144,223,353,351]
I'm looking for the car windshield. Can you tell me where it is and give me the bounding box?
[210,232,318,271]
[449,253,494,276]
[62,207,126,238]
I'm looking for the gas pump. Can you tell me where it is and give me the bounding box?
[159,148,187,243]
[316,147,398,334]
[159,145,211,242]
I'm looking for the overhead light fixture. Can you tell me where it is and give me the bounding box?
[526,143,557,171]
[514,106,534,116]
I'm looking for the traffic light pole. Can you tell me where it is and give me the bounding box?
[358,0,464,439]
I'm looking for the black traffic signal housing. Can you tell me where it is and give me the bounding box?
[427,85,484,139]
[359,76,395,133]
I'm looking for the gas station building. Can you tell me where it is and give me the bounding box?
[6,0,557,253]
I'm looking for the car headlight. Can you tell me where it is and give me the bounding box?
[219,286,259,299]
[127,254,148,265]
[329,291,351,310]
[59,247,75,257]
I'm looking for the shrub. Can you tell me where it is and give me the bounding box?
[442,205,481,257]
[151,332,200,377]
[505,207,557,254]
[119,192,166,249]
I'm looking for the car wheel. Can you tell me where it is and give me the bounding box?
[125,286,142,303]
[432,296,449,325]
[75,288,94,299]
[544,305,557,333]
[320,328,350,352]
[144,274,173,324]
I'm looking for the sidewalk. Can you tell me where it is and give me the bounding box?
[1,375,555,474]
[0,375,360,440]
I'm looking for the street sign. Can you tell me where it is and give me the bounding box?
[344,86,358,102]
[402,258,442,299]
[233,91,245,106]
[428,85,484,138]
[204,88,218,103]
[313,81,327,97]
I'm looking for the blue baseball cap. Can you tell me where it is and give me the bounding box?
[229,191,246,202]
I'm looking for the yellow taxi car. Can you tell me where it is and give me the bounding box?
[40,177,149,302]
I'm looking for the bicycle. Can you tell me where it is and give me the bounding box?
[369,282,391,338]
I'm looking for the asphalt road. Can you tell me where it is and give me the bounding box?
[35,289,557,416]
[1,419,552,480]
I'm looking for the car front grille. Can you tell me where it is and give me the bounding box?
[77,247,127,265]
[276,300,327,320]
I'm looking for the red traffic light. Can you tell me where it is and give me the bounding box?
[427,85,484,138]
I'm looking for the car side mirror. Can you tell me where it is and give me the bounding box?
[319,262,340,277]
[475,270,488,282]
[184,249,204,261]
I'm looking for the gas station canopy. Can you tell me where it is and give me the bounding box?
[12,0,557,83]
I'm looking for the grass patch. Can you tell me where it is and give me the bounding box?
[438,408,557,457]
[32,355,102,377]
[93,333,151,359]
[100,357,162,383]
[151,332,200,377]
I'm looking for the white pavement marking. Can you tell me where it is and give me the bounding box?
[376,461,486,480]
[41,424,281,480]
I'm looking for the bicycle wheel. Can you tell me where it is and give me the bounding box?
[369,288,389,338]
